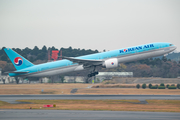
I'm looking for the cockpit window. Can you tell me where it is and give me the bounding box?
[169,44,173,46]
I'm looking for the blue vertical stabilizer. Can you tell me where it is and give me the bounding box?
[4,48,34,70]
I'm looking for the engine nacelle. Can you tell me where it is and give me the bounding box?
[102,58,119,69]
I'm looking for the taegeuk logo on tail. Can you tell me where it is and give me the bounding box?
[14,57,23,66]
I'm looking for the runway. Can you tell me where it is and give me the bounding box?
[1,95,180,119]
[0,109,180,120]
[0,95,180,104]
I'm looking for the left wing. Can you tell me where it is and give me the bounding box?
[60,56,103,67]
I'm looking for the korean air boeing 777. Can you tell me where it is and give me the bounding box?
[4,42,176,79]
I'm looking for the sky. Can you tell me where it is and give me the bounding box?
[0,0,180,52]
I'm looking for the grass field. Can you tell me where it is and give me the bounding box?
[0,83,180,95]
[0,83,89,94]
[0,99,180,112]
[0,83,90,89]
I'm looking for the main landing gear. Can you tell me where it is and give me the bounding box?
[86,66,99,83]
[88,71,99,77]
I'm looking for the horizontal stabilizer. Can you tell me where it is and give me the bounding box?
[7,71,29,74]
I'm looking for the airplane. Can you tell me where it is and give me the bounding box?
[4,42,176,81]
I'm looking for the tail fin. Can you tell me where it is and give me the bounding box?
[4,48,34,70]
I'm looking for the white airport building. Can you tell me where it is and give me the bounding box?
[64,72,133,83]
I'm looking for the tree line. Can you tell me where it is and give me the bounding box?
[0,46,99,63]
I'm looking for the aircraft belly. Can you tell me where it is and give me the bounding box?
[117,55,137,63]
[136,51,155,60]
[28,66,77,77]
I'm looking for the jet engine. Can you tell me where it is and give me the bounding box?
[102,58,119,69]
